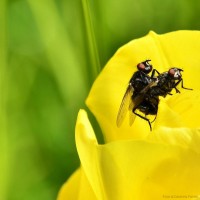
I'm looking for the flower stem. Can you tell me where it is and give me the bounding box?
[81,0,101,81]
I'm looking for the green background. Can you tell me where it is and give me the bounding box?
[1,0,200,199]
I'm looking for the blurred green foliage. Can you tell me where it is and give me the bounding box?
[0,0,200,199]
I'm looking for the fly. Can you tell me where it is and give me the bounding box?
[116,62,193,131]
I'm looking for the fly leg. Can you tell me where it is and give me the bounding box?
[167,92,173,95]
[180,79,193,90]
[174,79,193,92]
[151,114,157,123]
[174,87,180,93]
[133,110,152,131]
[151,69,160,78]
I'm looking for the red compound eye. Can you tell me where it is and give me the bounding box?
[137,63,145,71]
[168,68,175,77]
[137,61,152,74]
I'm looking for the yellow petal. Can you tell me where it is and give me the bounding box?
[57,169,81,200]
[166,90,200,128]
[75,109,200,200]
[86,31,200,142]
[153,30,200,90]
[57,167,97,200]
[75,109,105,200]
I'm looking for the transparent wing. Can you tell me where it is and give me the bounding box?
[129,110,136,126]
[128,95,136,126]
[116,84,134,127]
[117,80,158,127]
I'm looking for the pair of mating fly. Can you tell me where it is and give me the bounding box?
[116,60,192,131]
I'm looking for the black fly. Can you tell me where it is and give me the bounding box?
[149,67,193,97]
[116,62,192,131]
[116,60,157,129]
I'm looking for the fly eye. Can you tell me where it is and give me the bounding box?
[137,61,152,74]
[168,68,181,79]
[168,68,176,77]
[137,63,145,71]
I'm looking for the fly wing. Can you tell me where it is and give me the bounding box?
[129,110,136,126]
[117,80,158,127]
[128,80,158,126]
[116,84,134,127]
[134,80,158,103]
[128,93,136,126]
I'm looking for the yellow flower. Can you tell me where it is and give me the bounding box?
[86,30,200,142]
[58,31,200,200]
